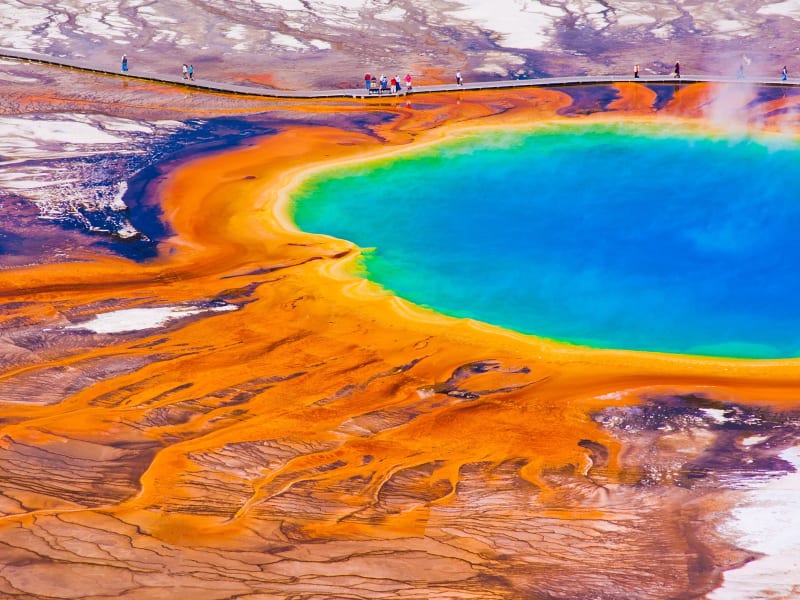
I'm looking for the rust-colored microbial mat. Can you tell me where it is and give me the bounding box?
[1,83,800,599]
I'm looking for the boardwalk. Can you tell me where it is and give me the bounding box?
[2,49,799,99]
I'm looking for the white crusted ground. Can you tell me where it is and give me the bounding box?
[0,114,185,238]
[709,446,800,599]
[64,304,239,334]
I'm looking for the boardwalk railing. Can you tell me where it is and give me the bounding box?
[2,49,798,99]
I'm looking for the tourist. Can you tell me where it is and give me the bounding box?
[782,65,788,81]
[634,64,639,78]
[189,64,194,80]
[121,54,128,73]
[394,75,401,93]
[390,76,397,93]
[380,74,389,92]
[456,71,463,86]
[405,73,412,92]
[673,61,680,78]
[364,72,371,91]
[182,64,189,79]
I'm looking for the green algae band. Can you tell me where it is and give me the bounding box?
[291,123,800,358]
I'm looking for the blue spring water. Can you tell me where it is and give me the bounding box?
[290,123,800,358]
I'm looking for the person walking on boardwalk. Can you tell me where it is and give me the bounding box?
[782,65,788,81]
[182,64,189,79]
[121,54,128,72]
[364,72,371,91]
[405,73,412,92]
[189,64,194,80]
[634,64,639,78]
[394,75,401,93]
[456,71,463,86]
[673,61,680,78]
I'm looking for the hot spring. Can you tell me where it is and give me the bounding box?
[290,123,800,358]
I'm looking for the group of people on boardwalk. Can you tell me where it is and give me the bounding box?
[119,53,796,95]
[120,55,196,82]
[364,72,412,94]
[362,70,466,94]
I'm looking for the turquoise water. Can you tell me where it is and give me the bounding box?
[291,123,800,358]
